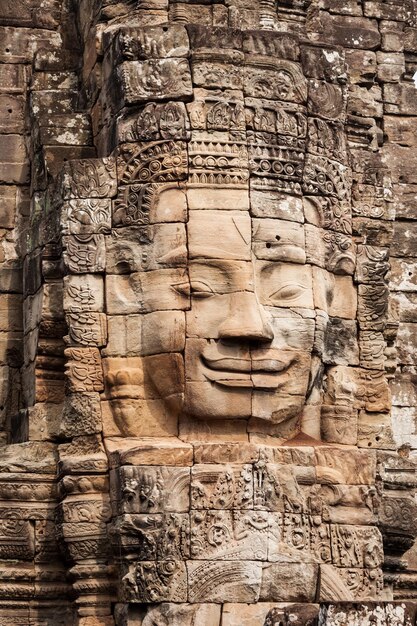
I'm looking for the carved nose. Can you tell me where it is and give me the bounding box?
[218,291,274,343]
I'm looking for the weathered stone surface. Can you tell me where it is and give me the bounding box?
[314,14,380,50]
[104,310,185,356]
[260,563,318,602]
[0,134,29,183]
[0,26,62,63]
[223,603,320,625]
[1,0,417,619]
[391,221,417,258]
[187,560,262,603]
[384,83,417,116]
[118,59,193,104]
[105,437,193,467]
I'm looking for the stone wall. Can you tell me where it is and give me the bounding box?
[2,0,417,624]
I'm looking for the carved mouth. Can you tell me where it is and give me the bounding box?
[201,355,295,389]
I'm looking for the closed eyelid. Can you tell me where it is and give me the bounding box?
[190,280,215,293]
[269,282,308,300]
[171,280,216,298]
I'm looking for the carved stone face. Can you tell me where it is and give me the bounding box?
[140,184,321,428]
[102,35,357,438]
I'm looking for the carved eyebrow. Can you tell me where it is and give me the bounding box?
[156,245,187,264]
[189,258,234,275]
[258,260,283,273]
[259,260,306,273]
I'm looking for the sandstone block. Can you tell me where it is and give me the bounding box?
[391,184,417,219]
[391,221,417,257]
[364,0,414,20]
[404,27,417,52]
[194,57,244,91]
[376,51,405,83]
[0,64,27,94]
[187,560,262,603]
[104,310,185,357]
[0,294,22,332]
[122,560,187,602]
[260,563,318,602]
[106,269,190,315]
[130,603,221,626]
[191,464,253,509]
[0,134,29,184]
[0,95,25,134]
[301,44,346,81]
[110,24,189,61]
[384,83,417,116]
[64,347,103,393]
[222,603,319,626]
[358,411,396,450]
[318,0,362,15]
[256,261,313,309]
[359,330,386,370]
[317,14,380,50]
[250,189,303,222]
[27,402,63,441]
[0,441,57,474]
[101,396,180,438]
[252,218,305,264]
[390,258,417,291]
[0,186,16,229]
[112,465,190,514]
[0,26,62,63]
[64,275,104,312]
[187,187,249,211]
[348,84,383,118]
[106,223,186,273]
[381,20,405,52]
[58,434,108,474]
[391,373,417,407]
[119,59,193,104]
[396,323,417,365]
[62,157,117,199]
[322,318,359,366]
[345,50,377,85]
[391,292,417,322]
[61,199,112,235]
[60,392,102,437]
[266,308,315,351]
[188,210,251,261]
[315,446,376,485]
[63,234,106,274]
[332,275,358,320]
[105,437,193,468]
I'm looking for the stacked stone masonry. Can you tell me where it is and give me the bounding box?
[2,0,417,624]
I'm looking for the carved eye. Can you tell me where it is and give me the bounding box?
[190,281,215,299]
[172,281,215,299]
[269,283,307,302]
[172,282,190,297]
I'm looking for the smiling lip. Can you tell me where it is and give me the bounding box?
[201,355,294,389]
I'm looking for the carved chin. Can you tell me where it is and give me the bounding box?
[183,382,252,420]
[183,381,306,423]
[252,391,305,424]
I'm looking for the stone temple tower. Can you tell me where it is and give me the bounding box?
[2,0,417,624]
